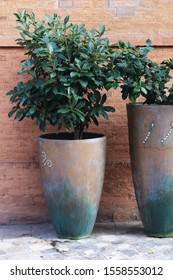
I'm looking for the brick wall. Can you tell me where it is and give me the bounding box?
[0,0,173,224]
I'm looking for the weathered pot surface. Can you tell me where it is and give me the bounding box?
[127,103,173,237]
[38,132,106,239]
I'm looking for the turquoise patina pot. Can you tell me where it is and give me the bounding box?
[127,103,173,237]
[38,132,106,239]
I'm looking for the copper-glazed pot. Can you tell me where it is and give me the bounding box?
[38,132,106,239]
[127,103,173,237]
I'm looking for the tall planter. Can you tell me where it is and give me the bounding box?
[38,132,106,239]
[127,103,173,237]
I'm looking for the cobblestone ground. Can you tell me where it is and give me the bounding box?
[0,222,173,260]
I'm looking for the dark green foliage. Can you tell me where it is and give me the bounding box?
[113,39,173,104]
[7,10,119,139]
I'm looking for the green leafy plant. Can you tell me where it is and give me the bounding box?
[7,10,119,139]
[114,39,173,104]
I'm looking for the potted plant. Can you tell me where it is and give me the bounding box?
[7,10,119,239]
[114,39,173,237]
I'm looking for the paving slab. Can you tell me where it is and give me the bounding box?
[0,222,173,260]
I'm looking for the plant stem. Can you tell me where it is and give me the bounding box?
[74,128,84,140]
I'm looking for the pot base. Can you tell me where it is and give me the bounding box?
[144,230,173,238]
[56,233,90,240]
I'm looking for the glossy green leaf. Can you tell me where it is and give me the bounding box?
[64,15,69,25]
[88,41,94,52]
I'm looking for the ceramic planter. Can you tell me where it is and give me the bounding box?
[127,103,173,237]
[38,132,106,239]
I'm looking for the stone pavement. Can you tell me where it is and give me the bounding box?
[0,221,173,260]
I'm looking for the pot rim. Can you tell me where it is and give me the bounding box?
[126,102,173,108]
[38,132,106,142]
